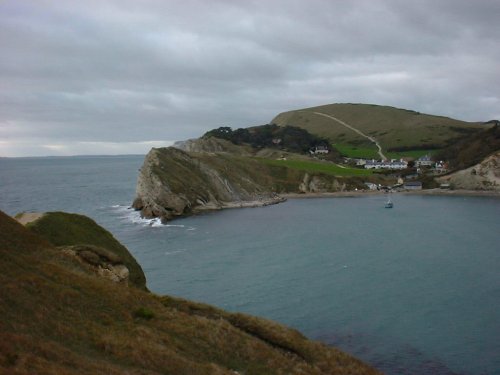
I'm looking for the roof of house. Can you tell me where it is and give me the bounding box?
[417,155,432,161]
[404,181,422,186]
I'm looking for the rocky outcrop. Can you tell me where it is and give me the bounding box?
[62,244,130,284]
[299,173,347,193]
[132,147,286,221]
[437,151,500,191]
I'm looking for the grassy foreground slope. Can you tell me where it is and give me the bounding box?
[272,103,486,155]
[0,210,381,375]
[25,212,147,290]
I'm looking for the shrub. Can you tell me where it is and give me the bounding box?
[134,307,155,320]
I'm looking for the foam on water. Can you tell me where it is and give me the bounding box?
[108,204,164,227]
[164,249,188,256]
[107,204,197,231]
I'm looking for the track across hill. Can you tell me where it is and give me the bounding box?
[311,111,387,160]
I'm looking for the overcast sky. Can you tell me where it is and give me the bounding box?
[1,0,499,156]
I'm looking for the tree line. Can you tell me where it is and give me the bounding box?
[203,124,332,154]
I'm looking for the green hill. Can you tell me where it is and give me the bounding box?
[0,210,381,374]
[272,103,487,158]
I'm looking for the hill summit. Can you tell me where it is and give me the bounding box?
[272,103,487,157]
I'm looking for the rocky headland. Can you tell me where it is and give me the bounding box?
[132,139,360,222]
[131,146,286,222]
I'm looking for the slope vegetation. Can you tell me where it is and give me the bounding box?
[272,103,486,156]
[0,210,381,375]
[434,123,500,171]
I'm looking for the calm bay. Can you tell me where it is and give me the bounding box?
[1,155,499,375]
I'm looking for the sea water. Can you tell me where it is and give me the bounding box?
[1,155,499,375]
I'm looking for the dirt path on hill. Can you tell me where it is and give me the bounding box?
[15,212,44,225]
[312,111,387,160]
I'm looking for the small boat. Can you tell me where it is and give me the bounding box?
[385,198,393,208]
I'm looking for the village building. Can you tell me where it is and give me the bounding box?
[433,161,448,174]
[404,181,423,190]
[364,159,408,170]
[310,145,329,154]
[415,155,433,167]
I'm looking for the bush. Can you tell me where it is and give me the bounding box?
[134,307,155,320]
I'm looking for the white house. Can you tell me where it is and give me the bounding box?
[311,146,329,154]
[415,155,433,167]
[364,159,408,170]
[433,161,448,174]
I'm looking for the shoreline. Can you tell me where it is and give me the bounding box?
[149,188,500,222]
[281,189,500,199]
[400,188,500,197]
[192,195,287,213]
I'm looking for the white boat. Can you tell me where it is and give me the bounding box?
[385,198,393,208]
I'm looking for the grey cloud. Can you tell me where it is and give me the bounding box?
[0,0,499,156]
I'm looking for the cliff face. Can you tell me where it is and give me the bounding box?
[132,147,286,221]
[437,151,500,191]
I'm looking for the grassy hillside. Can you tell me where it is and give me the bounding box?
[272,103,486,158]
[26,212,147,290]
[0,210,381,374]
[156,148,372,194]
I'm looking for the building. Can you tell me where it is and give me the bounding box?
[404,181,423,190]
[433,161,448,174]
[311,146,329,154]
[415,155,433,167]
[364,159,408,170]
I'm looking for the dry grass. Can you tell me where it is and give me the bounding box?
[0,210,381,375]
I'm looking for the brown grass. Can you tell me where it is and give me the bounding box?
[0,210,381,375]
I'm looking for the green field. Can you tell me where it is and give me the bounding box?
[386,149,435,159]
[258,158,373,177]
[334,144,379,159]
[335,143,434,160]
